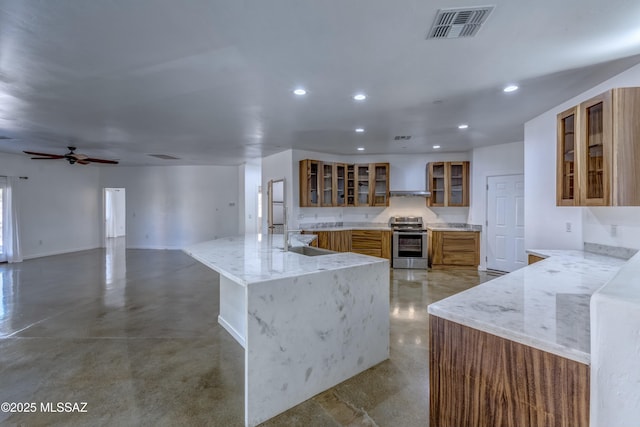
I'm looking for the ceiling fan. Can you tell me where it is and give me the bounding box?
[23,146,119,165]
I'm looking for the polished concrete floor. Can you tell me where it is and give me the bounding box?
[0,239,495,426]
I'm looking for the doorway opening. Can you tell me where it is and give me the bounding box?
[267,179,285,235]
[104,188,126,243]
[0,177,5,262]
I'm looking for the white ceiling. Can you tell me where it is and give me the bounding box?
[1,0,640,166]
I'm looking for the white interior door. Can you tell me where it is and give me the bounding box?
[487,174,525,272]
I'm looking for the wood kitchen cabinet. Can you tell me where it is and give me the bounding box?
[306,230,351,252]
[299,159,321,207]
[305,229,391,260]
[351,230,391,259]
[556,87,640,206]
[300,160,389,207]
[428,230,479,268]
[427,161,470,207]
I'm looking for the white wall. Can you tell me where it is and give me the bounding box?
[469,141,525,269]
[0,152,101,259]
[100,165,239,249]
[524,61,640,250]
[261,150,293,233]
[291,150,472,228]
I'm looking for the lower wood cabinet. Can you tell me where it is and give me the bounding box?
[528,254,546,265]
[430,316,589,427]
[351,230,391,259]
[429,230,480,268]
[304,229,391,260]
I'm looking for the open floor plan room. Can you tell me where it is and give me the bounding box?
[0,241,495,426]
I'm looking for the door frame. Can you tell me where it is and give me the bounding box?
[485,173,525,272]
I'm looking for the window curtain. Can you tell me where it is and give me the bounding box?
[5,176,22,263]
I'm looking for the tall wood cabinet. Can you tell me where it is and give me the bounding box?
[300,160,390,207]
[557,87,640,206]
[427,161,470,207]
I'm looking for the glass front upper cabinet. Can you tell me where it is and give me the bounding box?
[321,163,333,207]
[428,162,446,207]
[556,107,577,206]
[580,92,611,206]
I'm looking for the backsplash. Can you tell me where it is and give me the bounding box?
[293,197,471,228]
[583,207,640,251]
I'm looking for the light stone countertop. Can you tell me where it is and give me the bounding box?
[424,223,482,232]
[427,249,626,364]
[184,234,388,286]
[300,222,391,231]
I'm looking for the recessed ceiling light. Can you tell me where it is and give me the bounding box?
[355,128,365,133]
[503,85,518,93]
[357,147,365,151]
[353,93,367,101]
[293,88,307,96]
[458,124,469,129]
[433,145,441,149]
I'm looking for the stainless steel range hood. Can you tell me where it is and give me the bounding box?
[389,190,431,197]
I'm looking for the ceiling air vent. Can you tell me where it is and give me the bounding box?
[148,154,180,160]
[393,135,412,141]
[427,6,494,39]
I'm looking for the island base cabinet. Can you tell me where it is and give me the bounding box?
[429,315,590,427]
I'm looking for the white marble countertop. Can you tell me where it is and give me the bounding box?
[427,249,626,364]
[425,223,482,232]
[184,234,388,286]
[300,223,390,231]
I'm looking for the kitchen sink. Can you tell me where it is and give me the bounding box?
[287,246,336,256]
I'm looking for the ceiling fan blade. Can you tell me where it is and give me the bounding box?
[31,156,65,160]
[76,160,91,165]
[23,151,64,158]
[86,158,119,164]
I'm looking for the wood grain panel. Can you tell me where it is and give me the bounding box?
[351,230,386,259]
[528,254,546,265]
[430,231,479,267]
[330,230,351,252]
[613,87,640,206]
[380,230,391,260]
[429,315,590,427]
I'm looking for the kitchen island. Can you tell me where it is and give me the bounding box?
[428,249,626,427]
[185,234,390,427]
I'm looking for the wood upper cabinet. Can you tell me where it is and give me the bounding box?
[355,164,371,206]
[299,159,321,207]
[334,163,347,206]
[371,163,390,207]
[300,160,390,207]
[320,162,334,207]
[427,161,470,207]
[557,87,640,206]
[557,106,578,206]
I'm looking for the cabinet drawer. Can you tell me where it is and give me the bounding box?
[351,230,382,247]
[352,248,382,257]
[441,232,477,252]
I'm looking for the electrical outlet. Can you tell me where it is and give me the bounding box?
[565,222,572,233]
[611,224,618,237]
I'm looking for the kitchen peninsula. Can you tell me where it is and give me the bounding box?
[428,249,629,427]
[185,234,390,427]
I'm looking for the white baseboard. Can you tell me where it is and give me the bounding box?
[23,245,100,260]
